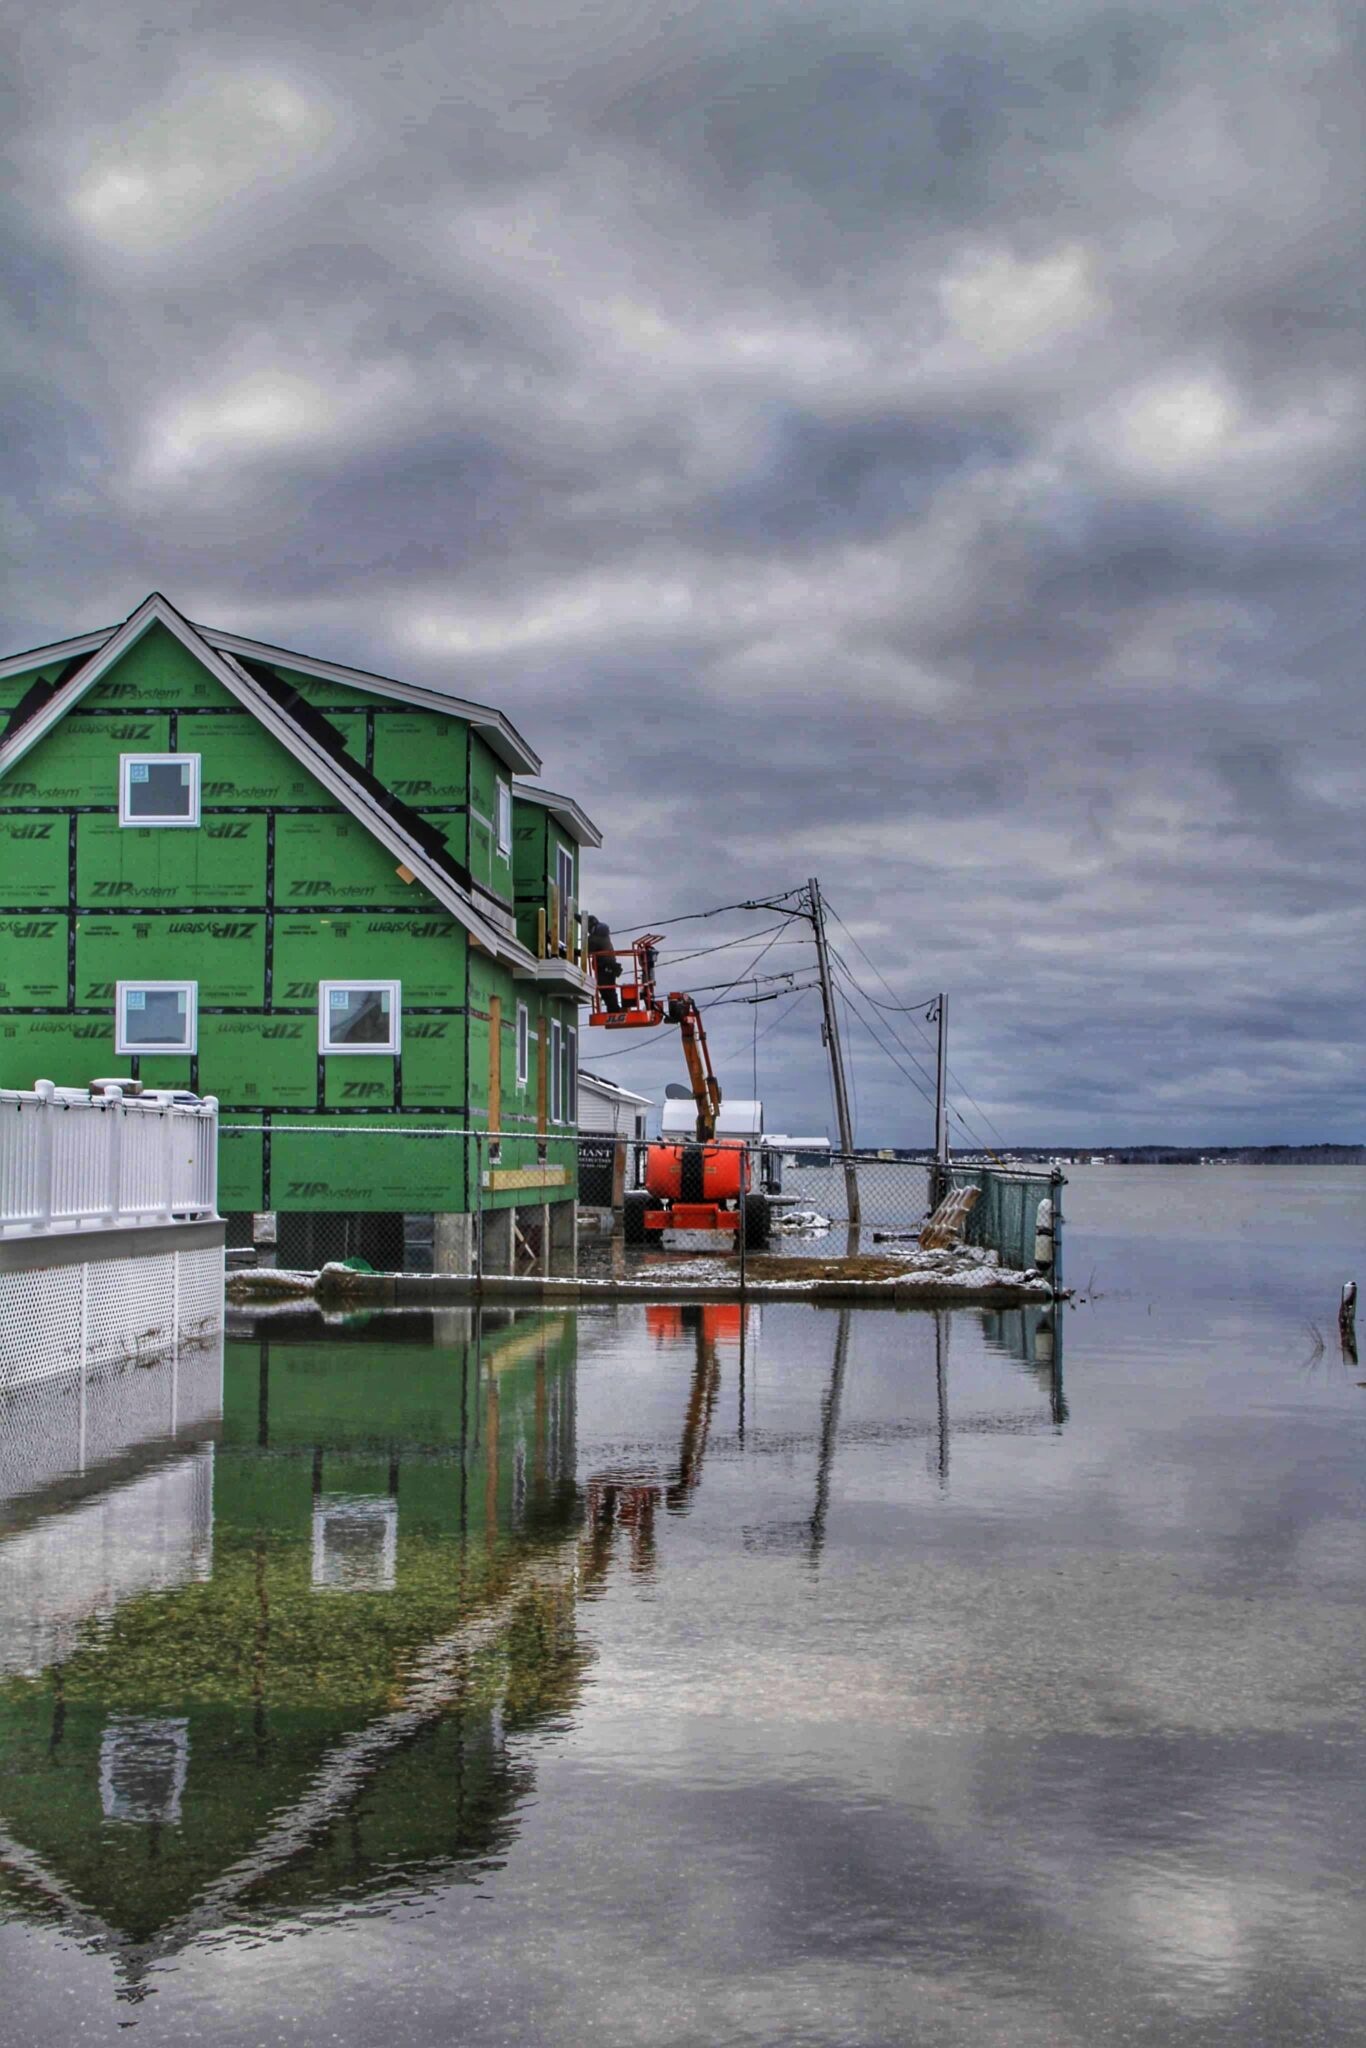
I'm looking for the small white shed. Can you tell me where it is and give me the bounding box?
[578,1071,653,1144]
[577,1071,654,1209]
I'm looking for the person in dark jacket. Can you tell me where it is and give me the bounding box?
[587,915,622,1013]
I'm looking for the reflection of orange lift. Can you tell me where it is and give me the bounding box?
[584,1303,742,1570]
[588,934,769,1248]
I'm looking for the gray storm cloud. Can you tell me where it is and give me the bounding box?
[3,0,1362,1141]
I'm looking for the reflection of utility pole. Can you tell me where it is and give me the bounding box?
[934,1309,949,1489]
[737,1300,746,1448]
[808,1309,852,1564]
[808,876,861,1234]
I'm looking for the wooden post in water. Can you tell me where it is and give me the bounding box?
[1340,1280,1357,1363]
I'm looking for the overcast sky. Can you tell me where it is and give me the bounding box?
[4,1,1362,1145]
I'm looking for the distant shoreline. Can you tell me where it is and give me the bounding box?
[884,1146,1366,1166]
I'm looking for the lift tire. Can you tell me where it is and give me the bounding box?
[622,1191,652,1245]
[743,1195,772,1249]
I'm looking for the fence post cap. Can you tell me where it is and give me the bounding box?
[201,1095,219,1114]
[33,1078,56,1100]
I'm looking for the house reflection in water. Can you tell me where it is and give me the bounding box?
[0,1306,587,1992]
[0,1296,1067,1998]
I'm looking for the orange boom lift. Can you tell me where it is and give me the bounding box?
[587,933,768,1248]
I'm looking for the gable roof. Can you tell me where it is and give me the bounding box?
[512,782,603,848]
[0,593,546,966]
[0,613,541,775]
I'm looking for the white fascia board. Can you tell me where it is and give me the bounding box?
[511,782,603,849]
[578,1071,653,1107]
[0,600,167,775]
[0,627,113,682]
[197,626,541,776]
[0,592,536,971]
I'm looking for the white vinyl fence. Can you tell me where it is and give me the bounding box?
[0,1082,219,1238]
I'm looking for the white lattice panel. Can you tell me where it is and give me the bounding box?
[0,1267,84,1387]
[84,1354,176,1468]
[0,1366,83,1501]
[2,1240,223,1392]
[176,1245,225,1344]
[85,1252,176,1370]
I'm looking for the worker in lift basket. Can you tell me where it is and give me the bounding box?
[587,915,622,1013]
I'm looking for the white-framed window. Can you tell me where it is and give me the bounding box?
[549,1019,562,1122]
[564,1026,577,1124]
[319,980,401,1054]
[516,1002,530,1087]
[115,981,197,1055]
[496,779,512,857]
[555,844,574,946]
[119,754,200,828]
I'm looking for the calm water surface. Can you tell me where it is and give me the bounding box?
[2,1167,1364,2045]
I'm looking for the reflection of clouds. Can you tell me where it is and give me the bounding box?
[1116,1873,1247,2007]
[578,1554,1362,1741]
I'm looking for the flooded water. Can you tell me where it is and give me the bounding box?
[2,1167,1364,2045]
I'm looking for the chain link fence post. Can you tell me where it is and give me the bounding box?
[474,1128,484,1290]
[738,1142,748,1295]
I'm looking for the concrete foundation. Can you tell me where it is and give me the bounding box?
[432,1212,474,1274]
[550,1198,577,1275]
[481,1205,514,1276]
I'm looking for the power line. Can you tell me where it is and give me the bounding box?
[824,907,1012,1154]
[840,982,859,1143]
[614,886,805,933]
[943,1064,1011,1156]
[688,963,813,996]
[833,965,1001,1154]
[704,922,792,1007]
[835,976,940,1120]
[847,985,941,1019]
[661,923,799,967]
[752,983,815,1048]
[830,951,940,1100]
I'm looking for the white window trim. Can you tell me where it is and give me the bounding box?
[516,1002,529,1087]
[115,980,198,1056]
[496,779,512,857]
[119,753,201,828]
[565,1025,577,1124]
[549,1019,562,1122]
[318,979,402,1055]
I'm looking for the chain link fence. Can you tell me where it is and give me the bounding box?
[222,1123,1063,1289]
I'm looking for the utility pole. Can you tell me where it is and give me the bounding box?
[934,993,950,1178]
[808,876,861,1230]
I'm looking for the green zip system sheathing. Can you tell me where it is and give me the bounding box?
[0,620,584,1217]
